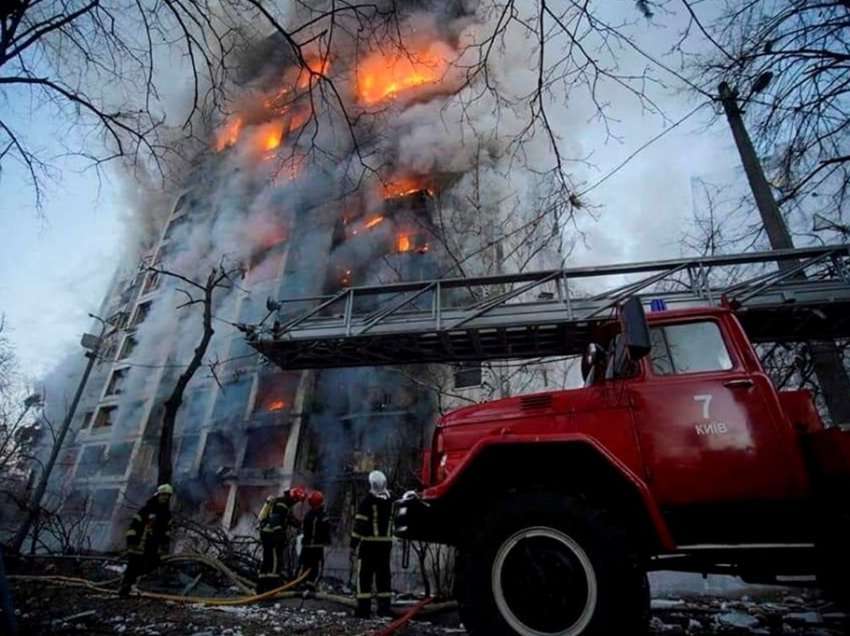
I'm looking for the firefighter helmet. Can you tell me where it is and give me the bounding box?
[155,484,174,496]
[307,490,324,509]
[288,485,307,502]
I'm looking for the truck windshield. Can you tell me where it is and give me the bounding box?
[649,321,732,375]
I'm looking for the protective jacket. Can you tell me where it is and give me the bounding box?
[125,495,172,555]
[302,507,331,548]
[350,492,393,549]
[258,496,298,537]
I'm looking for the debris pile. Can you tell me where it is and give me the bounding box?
[650,593,849,635]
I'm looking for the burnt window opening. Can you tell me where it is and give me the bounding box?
[454,362,482,389]
[210,378,251,425]
[76,445,106,478]
[200,432,236,477]
[108,311,129,331]
[105,368,128,396]
[131,301,152,327]
[90,488,120,521]
[98,339,118,365]
[175,435,200,474]
[78,410,94,429]
[253,372,299,415]
[119,336,137,360]
[242,428,288,470]
[93,405,117,429]
[102,441,134,476]
[230,485,276,530]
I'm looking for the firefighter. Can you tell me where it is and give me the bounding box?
[119,483,173,597]
[257,485,306,593]
[351,470,394,618]
[300,490,331,589]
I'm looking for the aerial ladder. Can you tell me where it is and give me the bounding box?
[245,245,850,370]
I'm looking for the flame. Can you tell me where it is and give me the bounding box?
[297,55,331,89]
[357,45,450,105]
[267,399,286,411]
[384,176,433,199]
[251,120,286,157]
[214,116,243,151]
[397,234,412,252]
[364,216,384,229]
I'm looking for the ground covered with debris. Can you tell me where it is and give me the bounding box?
[4,558,848,635]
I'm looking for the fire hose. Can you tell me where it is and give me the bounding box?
[369,596,433,636]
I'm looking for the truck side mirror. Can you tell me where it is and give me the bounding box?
[581,343,605,385]
[619,297,651,361]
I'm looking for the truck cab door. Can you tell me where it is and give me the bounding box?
[631,317,807,515]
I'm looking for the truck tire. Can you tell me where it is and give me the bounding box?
[456,494,648,636]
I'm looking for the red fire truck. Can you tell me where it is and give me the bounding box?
[250,246,850,636]
[395,300,850,635]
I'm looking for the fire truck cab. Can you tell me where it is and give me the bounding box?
[395,300,850,636]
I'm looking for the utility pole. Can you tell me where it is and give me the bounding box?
[9,328,104,553]
[719,82,850,427]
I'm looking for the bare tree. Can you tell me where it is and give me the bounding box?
[681,0,850,239]
[148,262,242,485]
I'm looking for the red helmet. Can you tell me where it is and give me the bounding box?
[307,491,324,509]
[288,485,307,502]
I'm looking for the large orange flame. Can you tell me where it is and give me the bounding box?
[397,234,412,252]
[364,216,385,229]
[384,175,434,199]
[357,44,450,105]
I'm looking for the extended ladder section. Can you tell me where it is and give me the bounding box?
[247,245,850,369]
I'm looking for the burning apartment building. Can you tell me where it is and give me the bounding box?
[23,1,569,569]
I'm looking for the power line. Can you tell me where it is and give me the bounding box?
[578,101,711,197]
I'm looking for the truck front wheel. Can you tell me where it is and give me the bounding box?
[457,495,648,636]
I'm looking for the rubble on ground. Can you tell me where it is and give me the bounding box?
[4,557,849,635]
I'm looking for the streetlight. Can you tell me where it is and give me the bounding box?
[9,320,107,554]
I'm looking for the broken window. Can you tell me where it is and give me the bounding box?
[98,339,118,365]
[76,445,106,478]
[118,336,137,360]
[253,372,299,414]
[78,410,94,429]
[175,435,200,474]
[179,390,210,432]
[90,489,120,521]
[454,362,482,389]
[242,428,288,470]
[230,485,276,530]
[200,432,236,476]
[130,301,152,327]
[102,442,134,476]
[105,368,128,396]
[210,378,251,425]
[93,405,117,429]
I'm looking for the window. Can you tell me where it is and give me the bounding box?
[650,321,733,376]
[118,336,137,360]
[90,489,120,520]
[175,435,200,474]
[453,362,482,389]
[76,445,106,478]
[102,442,134,476]
[131,301,152,327]
[93,405,117,429]
[105,368,128,395]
